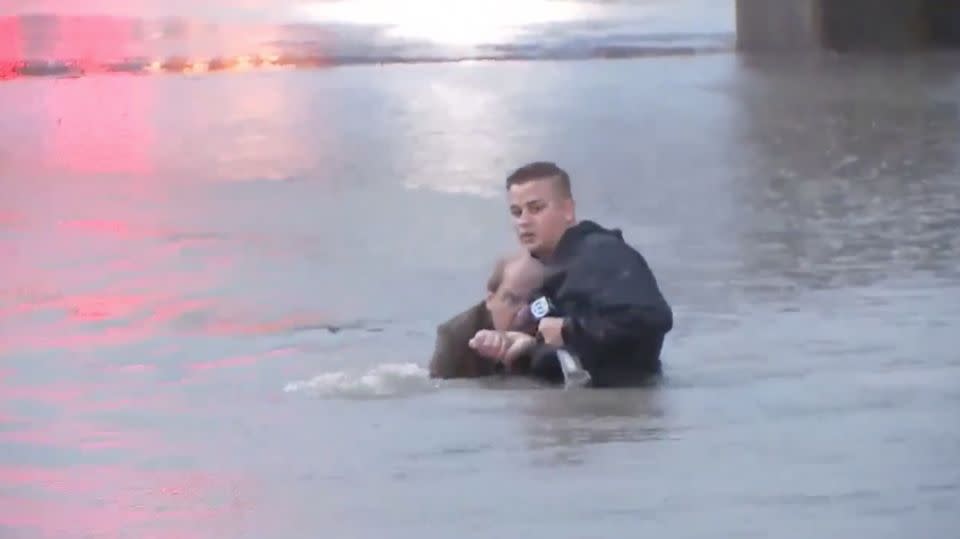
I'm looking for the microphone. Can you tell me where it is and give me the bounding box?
[493,298,556,374]
[511,296,591,389]
[510,296,556,335]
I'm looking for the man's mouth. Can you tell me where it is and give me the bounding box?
[519,232,536,242]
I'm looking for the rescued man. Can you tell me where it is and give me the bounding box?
[428,252,544,379]
[471,161,675,388]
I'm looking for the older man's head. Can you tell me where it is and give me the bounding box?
[484,252,544,331]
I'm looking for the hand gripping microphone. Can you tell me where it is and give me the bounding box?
[513,296,592,389]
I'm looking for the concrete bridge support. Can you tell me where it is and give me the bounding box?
[736,0,960,52]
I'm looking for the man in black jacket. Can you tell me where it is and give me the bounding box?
[472,161,674,387]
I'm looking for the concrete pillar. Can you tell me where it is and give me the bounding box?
[736,0,960,52]
[821,0,929,51]
[735,0,821,51]
[928,1,960,45]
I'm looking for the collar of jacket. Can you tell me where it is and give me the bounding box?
[474,300,494,329]
[536,219,623,264]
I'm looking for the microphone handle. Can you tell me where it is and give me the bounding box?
[556,349,591,389]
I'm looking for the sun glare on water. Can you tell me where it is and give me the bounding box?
[295,0,588,45]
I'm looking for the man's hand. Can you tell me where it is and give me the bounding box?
[538,317,565,346]
[469,330,536,366]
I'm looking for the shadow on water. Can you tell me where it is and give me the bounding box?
[728,53,960,297]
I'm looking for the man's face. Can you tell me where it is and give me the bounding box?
[486,258,542,331]
[508,177,574,259]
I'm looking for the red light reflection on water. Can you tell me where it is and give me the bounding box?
[189,347,296,374]
[0,465,254,539]
[5,316,178,355]
[0,17,22,79]
[1,364,181,487]
[3,383,85,406]
[2,215,326,353]
[2,16,157,173]
[1,288,329,353]
[2,17,329,357]
[0,242,228,353]
[0,369,13,425]
[3,381,172,416]
[0,210,23,226]
[66,293,149,322]
[60,218,141,237]
[4,420,156,451]
[43,75,155,175]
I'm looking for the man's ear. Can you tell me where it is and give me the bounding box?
[563,197,576,223]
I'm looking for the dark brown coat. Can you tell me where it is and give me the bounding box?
[428,301,499,379]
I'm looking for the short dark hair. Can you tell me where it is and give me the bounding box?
[505,161,572,198]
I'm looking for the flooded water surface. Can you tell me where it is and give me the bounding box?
[1,2,960,538]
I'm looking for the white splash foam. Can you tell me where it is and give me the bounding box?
[283,362,437,399]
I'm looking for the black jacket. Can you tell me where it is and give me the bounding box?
[528,220,673,387]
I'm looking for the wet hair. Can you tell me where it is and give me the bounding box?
[486,253,542,294]
[486,257,509,293]
[505,161,572,199]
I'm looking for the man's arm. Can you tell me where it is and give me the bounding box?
[556,238,673,365]
[429,327,464,379]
